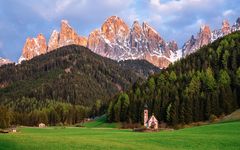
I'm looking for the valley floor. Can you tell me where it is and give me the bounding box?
[0,121,240,150]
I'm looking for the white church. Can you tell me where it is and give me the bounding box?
[144,104,158,129]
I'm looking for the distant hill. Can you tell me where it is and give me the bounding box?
[0,45,158,106]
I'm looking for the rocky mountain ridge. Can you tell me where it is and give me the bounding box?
[18,16,240,68]
[0,57,12,66]
[183,18,240,56]
[19,16,180,68]
[19,20,87,62]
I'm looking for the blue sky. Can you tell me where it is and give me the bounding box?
[0,0,239,62]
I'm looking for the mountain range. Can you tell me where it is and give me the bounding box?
[183,18,240,56]
[14,16,239,68]
[0,16,239,69]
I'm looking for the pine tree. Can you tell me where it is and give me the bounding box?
[222,50,230,69]
[0,106,11,129]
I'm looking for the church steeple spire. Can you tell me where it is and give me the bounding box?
[144,104,148,128]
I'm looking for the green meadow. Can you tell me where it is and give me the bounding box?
[0,121,240,150]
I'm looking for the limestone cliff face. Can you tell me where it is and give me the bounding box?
[88,16,132,60]
[48,30,59,52]
[232,17,240,32]
[166,41,178,53]
[87,16,178,68]
[142,22,166,54]
[183,18,240,56]
[59,20,87,47]
[183,25,211,56]
[144,53,171,69]
[19,20,87,63]
[18,16,178,68]
[101,16,130,43]
[197,25,211,48]
[19,34,47,62]
[19,16,240,68]
[222,20,231,35]
[48,20,87,51]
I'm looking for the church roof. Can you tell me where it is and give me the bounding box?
[148,115,158,122]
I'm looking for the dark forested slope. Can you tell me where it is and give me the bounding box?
[0,45,159,106]
[0,45,160,126]
[108,31,240,126]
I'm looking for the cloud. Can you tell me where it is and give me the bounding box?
[21,0,134,21]
[223,9,235,17]
[145,0,239,44]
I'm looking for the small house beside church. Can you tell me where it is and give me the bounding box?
[39,123,46,128]
[144,104,158,129]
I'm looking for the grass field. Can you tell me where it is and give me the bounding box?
[82,115,120,128]
[0,121,240,150]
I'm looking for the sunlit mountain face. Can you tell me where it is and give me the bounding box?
[1,0,239,63]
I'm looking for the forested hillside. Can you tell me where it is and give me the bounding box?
[119,60,160,77]
[0,45,158,127]
[108,31,240,126]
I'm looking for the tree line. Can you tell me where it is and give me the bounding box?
[0,97,91,128]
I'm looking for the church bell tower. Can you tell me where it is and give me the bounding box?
[144,104,148,127]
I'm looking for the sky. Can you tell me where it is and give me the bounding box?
[0,0,239,62]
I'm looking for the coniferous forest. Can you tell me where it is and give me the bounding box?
[107,31,240,126]
[1,31,240,128]
[0,45,159,128]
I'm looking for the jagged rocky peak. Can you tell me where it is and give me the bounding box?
[197,25,211,47]
[200,25,211,35]
[167,40,178,52]
[0,57,12,66]
[59,19,87,47]
[222,20,231,35]
[48,20,87,51]
[87,16,179,68]
[18,15,180,68]
[183,24,212,56]
[129,20,144,50]
[37,34,48,51]
[101,16,130,43]
[131,20,142,39]
[142,22,164,44]
[48,30,59,52]
[142,22,168,55]
[236,17,240,26]
[20,19,88,63]
[232,17,240,32]
[87,29,108,56]
[182,35,196,56]
[183,17,240,57]
[19,33,47,62]
[88,16,131,60]
[87,29,101,49]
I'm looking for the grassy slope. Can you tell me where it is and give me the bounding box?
[0,121,239,150]
[83,115,120,128]
[219,109,240,123]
